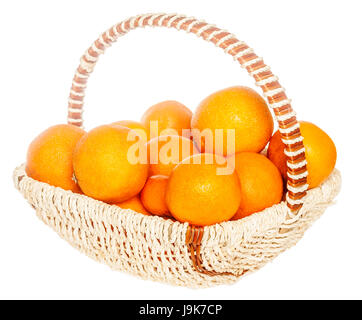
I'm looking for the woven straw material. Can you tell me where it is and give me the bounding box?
[13,164,341,288]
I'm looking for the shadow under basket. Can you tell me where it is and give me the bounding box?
[14,13,341,288]
[13,165,341,288]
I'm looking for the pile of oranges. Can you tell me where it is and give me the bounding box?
[26,86,337,226]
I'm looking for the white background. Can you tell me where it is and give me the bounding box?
[1,0,361,300]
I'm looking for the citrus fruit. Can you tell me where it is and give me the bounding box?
[115,196,150,216]
[191,86,274,156]
[112,120,149,141]
[26,124,85,192]
[147,135,198,176]
[165,153,241,226]
[141,100,193,138]
[266,130,288,181]
[73,125,149,203]
[140,175,170,217]
[267,121,337,189]
[231,152,283,220]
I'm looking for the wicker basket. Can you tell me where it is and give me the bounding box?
[13,13,341,288]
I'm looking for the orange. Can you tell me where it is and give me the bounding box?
[267,121,337,189]
[115,196,151,216]
[141,100,193,138]
[112,120,149,141]
[147,135,199,176]
[266,130,288,181]
[191,86,274,156]
[73,125,149,203]
[166,153,241,226]
[231,152,284,220]
[26,124,85,192]
[140,175,170,217]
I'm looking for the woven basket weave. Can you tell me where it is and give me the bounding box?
[14,13,341,288]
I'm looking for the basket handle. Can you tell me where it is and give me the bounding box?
[68,13,309,277]
[67,13,308,217]
[68,13,308,218]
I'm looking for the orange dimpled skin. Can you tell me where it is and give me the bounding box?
[26,124,86,192]
[232,152,283,220]
[191,86,274,156]
[166,153,241,226]
[147,135,199,176]
[141,100,193,138]
[141,175,170,217]
[115,196,151,216]
[267,121,337,189]
[112,120,149,141]
[73,125,149,203]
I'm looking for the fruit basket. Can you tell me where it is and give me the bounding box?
[13,13,341,288]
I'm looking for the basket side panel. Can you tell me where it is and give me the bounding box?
[14,165,239,288]
[199,169,341,277]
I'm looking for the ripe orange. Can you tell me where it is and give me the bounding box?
[166,153,241,226]
[141,100,193,138]
[231,152,284,220]
[147,135,199,176]
[73,125,149,203]
[115,196,151,216]
[267,121,337,189]
[112,120,149,141]
[191,86,274,156]
[140,175,170,217]
[26,124,85,192]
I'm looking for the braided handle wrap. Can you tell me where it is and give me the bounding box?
[67,13,308,217]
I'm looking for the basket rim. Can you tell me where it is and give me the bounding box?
[13,163,341,248]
